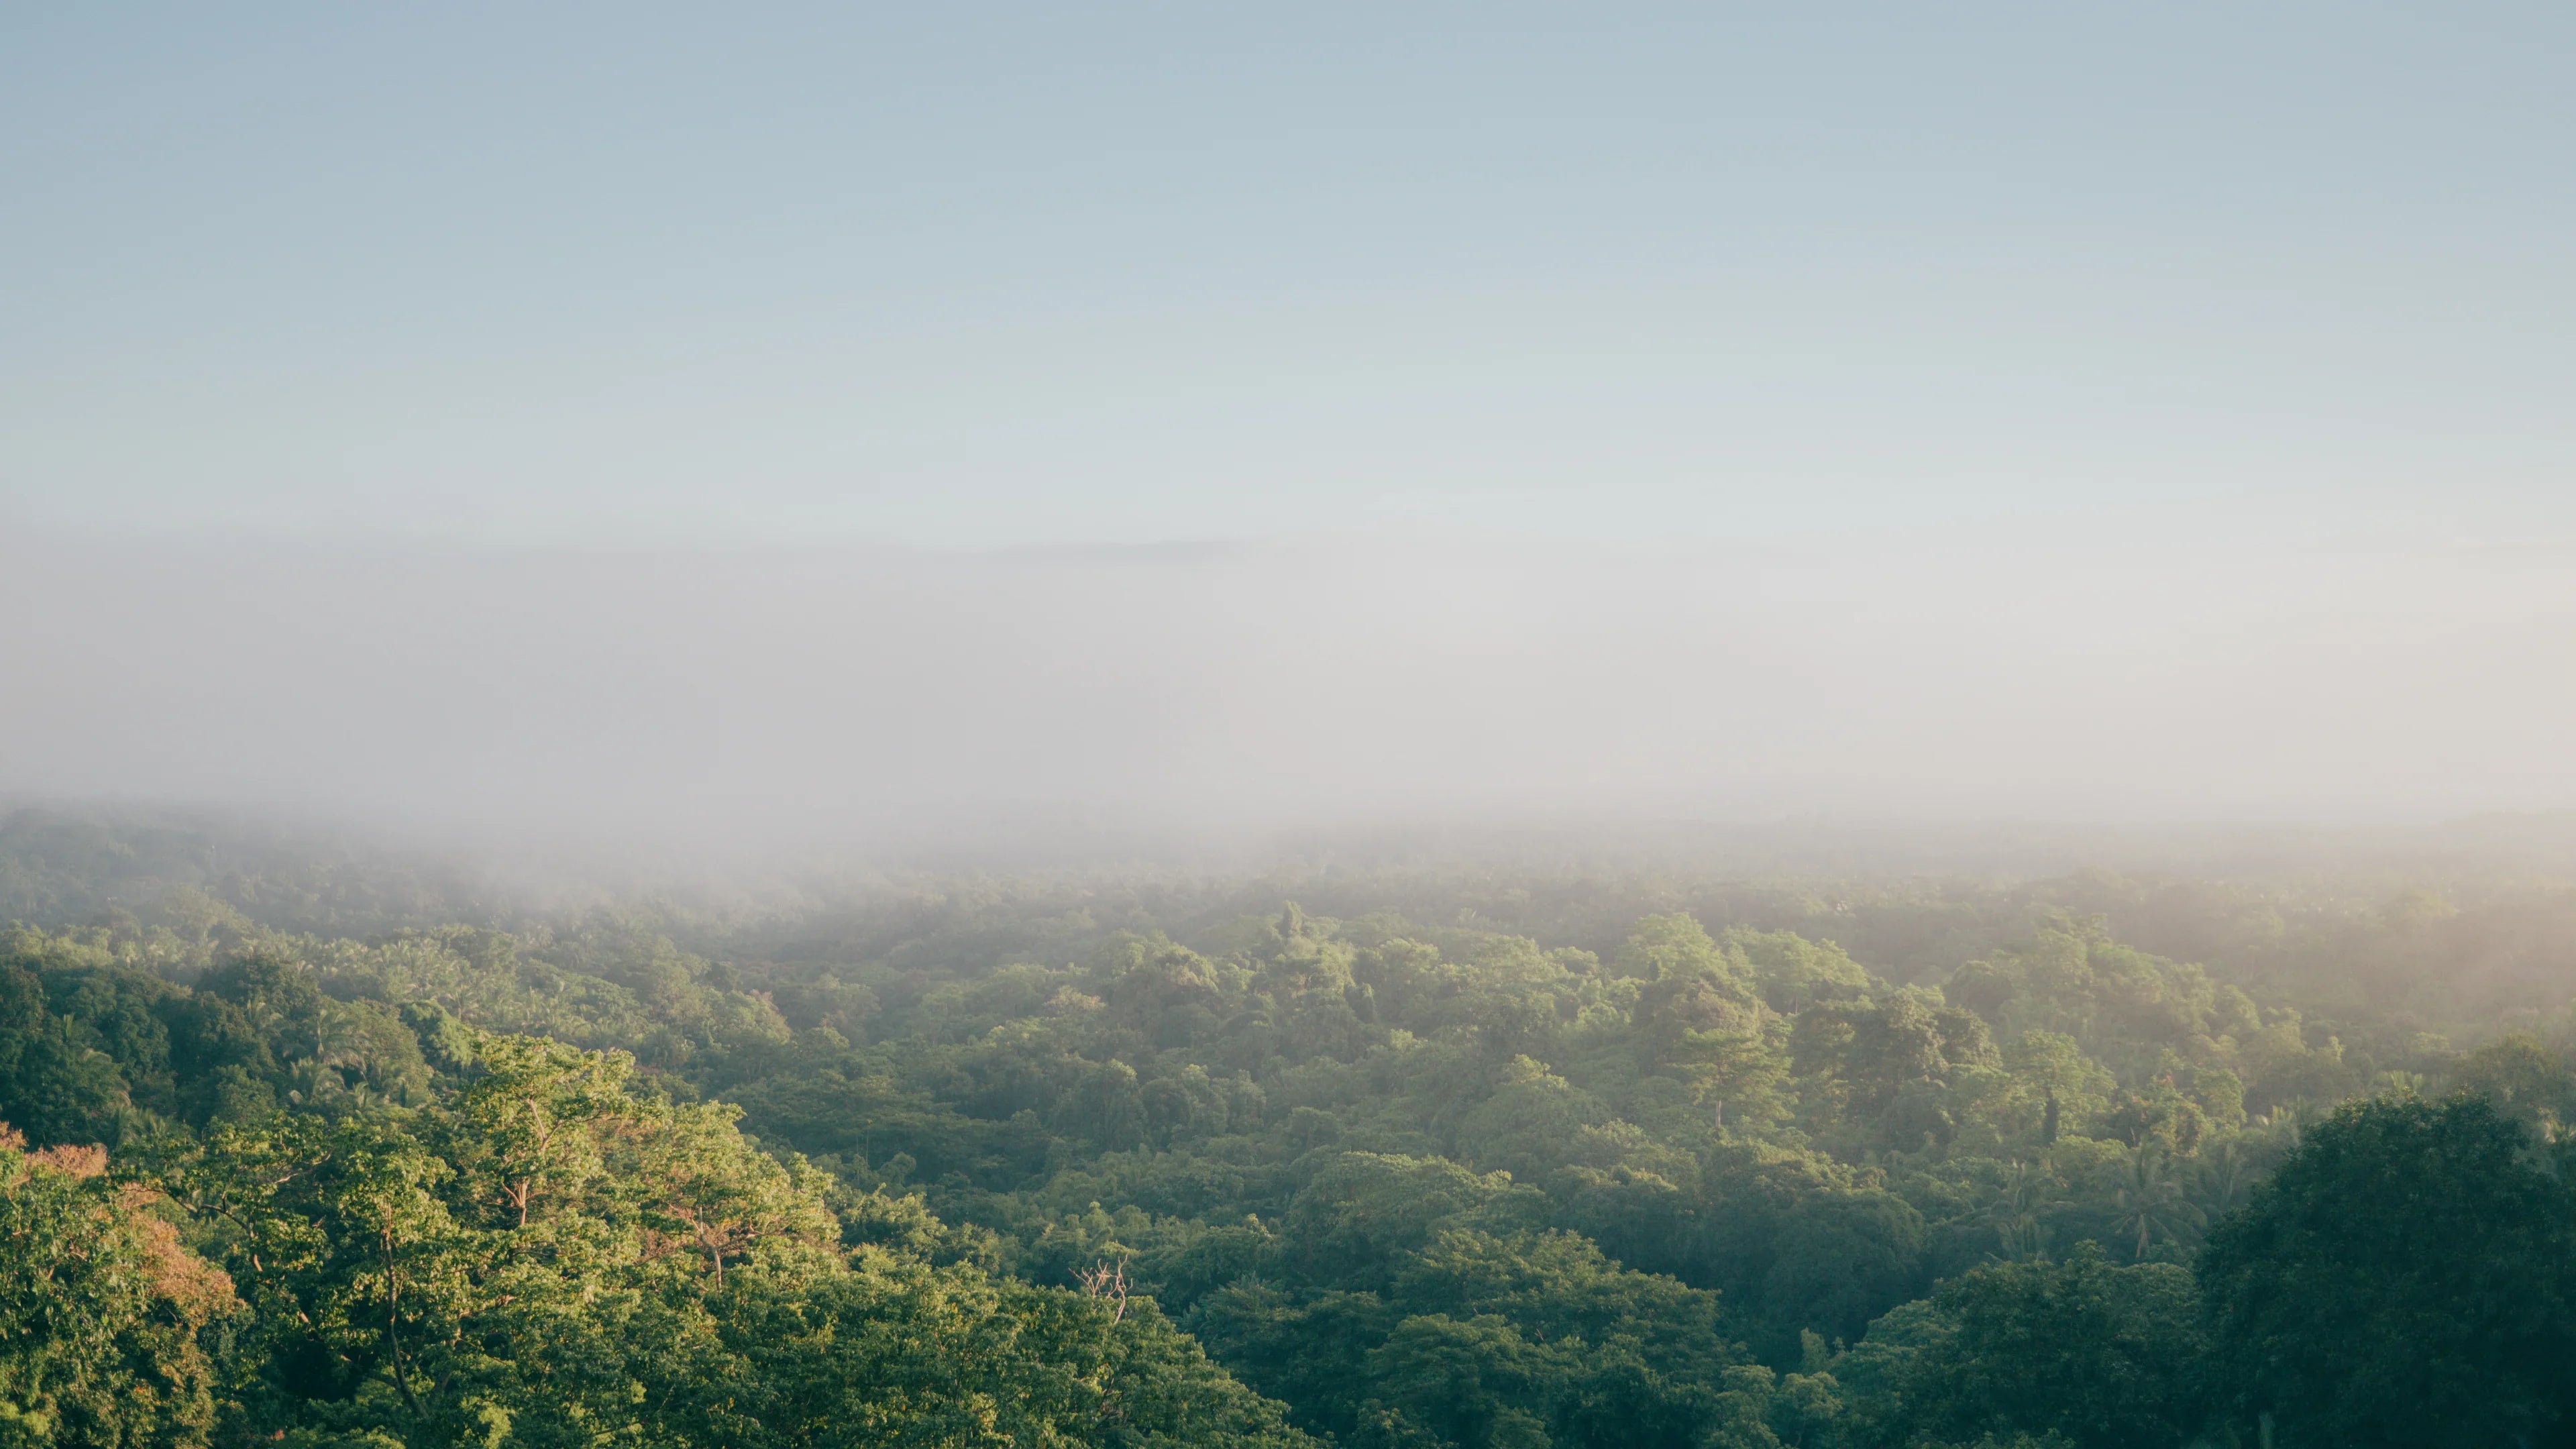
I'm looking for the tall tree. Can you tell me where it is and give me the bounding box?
[2199,1095,2576,1448]
[0,1130,235,1448]
[1858,1245,2204,1449]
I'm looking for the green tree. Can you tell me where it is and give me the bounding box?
[0,962,131,1148]
[2104,1146,2201,1264]
[0,1130,235,1448]
[2200,1095,2576,1447]
[728,1258,1316,1448]
[1859,1245,2203,1449]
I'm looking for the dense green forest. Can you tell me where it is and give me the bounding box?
[5,809,2576,1447]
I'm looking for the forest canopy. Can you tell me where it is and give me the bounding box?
[3,811,2575,1448]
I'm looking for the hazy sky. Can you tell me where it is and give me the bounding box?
[7,515,2571,837]
[7,3,2573,547]
[5,6,2573,836]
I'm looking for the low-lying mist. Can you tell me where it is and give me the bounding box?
[5,508,2571,852]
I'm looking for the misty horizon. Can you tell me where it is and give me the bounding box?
[7,501,2572,849]
[7,4,2575,846]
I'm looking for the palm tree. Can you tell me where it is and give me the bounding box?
[1984,1161,2063,1263]
[2110,1144,2204,1262]
[2189,1140,2257,1224]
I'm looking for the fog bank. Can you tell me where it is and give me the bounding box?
[5,511,2571,845]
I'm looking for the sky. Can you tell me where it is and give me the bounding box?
[4,5,2573,837]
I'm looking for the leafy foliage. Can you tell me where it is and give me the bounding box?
[6,826,2576,1447]
[2200,1096,2576,1447]
[0,1128,234,1448]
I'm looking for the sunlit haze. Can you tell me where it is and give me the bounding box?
[6,4,2573,842]
[11,14,2576,1438]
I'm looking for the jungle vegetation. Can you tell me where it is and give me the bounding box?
[3,810,2574,1448]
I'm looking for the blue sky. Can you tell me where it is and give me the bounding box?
[7,3,2572,547]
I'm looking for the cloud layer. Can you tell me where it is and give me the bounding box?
[6,511,2571,845]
